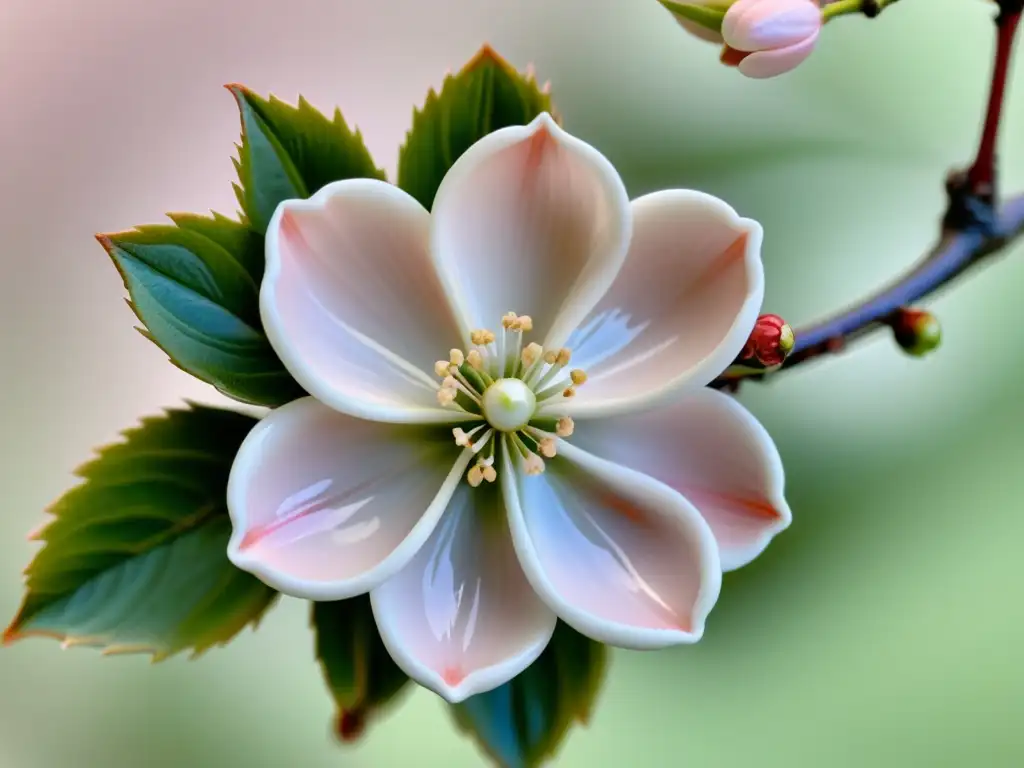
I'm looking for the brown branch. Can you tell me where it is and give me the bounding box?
[712,1,1024,388]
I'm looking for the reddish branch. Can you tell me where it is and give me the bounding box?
[713,1,1024,387]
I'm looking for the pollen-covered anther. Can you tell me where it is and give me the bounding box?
[523,454,546,476]
[453,425,485,448]
[556,416,574,437]
[562,387,576,398]
[513,315,533,332]
[436,387,457,406]
[501,312,519,329]
[434,360,451,378]
[449,349,465,367]
[570,369,587,386]
[467,349,484,370]
[481,464,497,483]
[470,329,496,345]
[556,348,572,366]
[522,342,543,367]
[537,437,557,458]
[467,465,485,488]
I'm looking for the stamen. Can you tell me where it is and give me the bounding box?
[562,387,576,398]
[515,315,534,332]
[467,465,484,487]
[570,369,587,386]
[537,437,557,458]
[533,347,573,392]
[556,416,575,437]
[501,312,519,330]
[449,366,484,398]
[481,464,497,483]
[435,360,451,378]
[521,342,543,368]
[453,424,486,447]
[449,349,465,367]
[437,387,457,407]
[523,453,546,476]
[510,432,546,476]
[470,429,495,455]
[443,374,481,405]
[467,349,484,370]
[470,329,496,346]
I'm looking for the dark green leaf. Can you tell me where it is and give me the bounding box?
[4,404,278,659]
[98,217,304,407]
[396,45,556,211]
[228,84,386,232]
[451,623,608,768]
[313,598,411,742]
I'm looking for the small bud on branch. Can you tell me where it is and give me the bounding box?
[888,308,941,358]
[712,1,1024,389]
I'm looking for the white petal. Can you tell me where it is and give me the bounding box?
[370,483,556,703]
[429,113,632,349]
[557,190,763,419]
[502,439,721,649]
[571,388,791,571]
[226,397,471,600]
[262,179,467,424]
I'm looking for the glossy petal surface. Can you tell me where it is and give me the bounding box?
[559,190,763,418]
[503,438,721,649]
[371,483,556,703]
[572,388,791,571]
[227,397,470,599]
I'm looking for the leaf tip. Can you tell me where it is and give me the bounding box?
[2,620,23,646]
[461,43,514,76]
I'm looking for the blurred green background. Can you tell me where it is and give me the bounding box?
[1,0,1022,765]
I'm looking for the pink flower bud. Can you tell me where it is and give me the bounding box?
[740,313,795,367]
[721,0,822,79]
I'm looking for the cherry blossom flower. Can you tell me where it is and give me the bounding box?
[226,112,792,703]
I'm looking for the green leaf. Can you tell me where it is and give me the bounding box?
[313,598,411,742]
[396,45,556,211]
[98,216,304,407]
[228,84,387,233]
[658,0,729,32]
[450,623,608,768]
[4,404,278,660]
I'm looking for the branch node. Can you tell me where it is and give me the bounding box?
[944,169,1000,235]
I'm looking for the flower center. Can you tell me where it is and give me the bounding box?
[480,378,536,432]
[431,311,586,487]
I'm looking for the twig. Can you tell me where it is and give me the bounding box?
[712,1,1024,387]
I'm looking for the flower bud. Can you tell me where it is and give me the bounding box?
[740,313,795,368]
[889,308,941,358]
[720,0,822,79]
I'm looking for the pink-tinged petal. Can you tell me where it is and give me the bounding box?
[722,0,821,52]
[502,438,721,649]
[226,397,472,600]
[738,30,818,79]
[558,190,763,419]
[263,179,467,424]
[370,484,557,703]
[430,112,632,350]
[570,388,791,571]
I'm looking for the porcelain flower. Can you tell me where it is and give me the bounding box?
[225,112,792,703]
